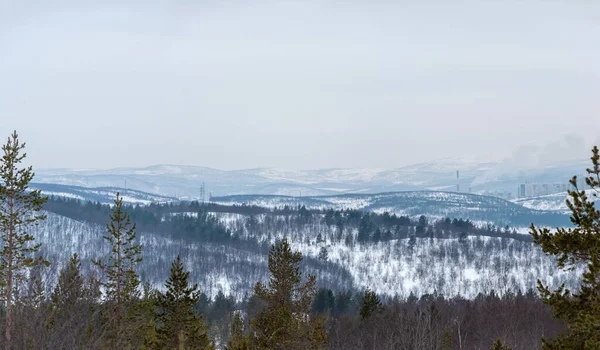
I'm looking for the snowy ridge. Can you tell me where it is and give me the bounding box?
[211,191,571,228]
[512,190,600,213]
[31,183,177,205]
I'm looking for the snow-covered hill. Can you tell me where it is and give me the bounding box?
[512,190,600,213]
[30,181,571,230]
[31,183,177,205]
[212,191,570,229]
[34,156,588,198]
[33,209,581,301]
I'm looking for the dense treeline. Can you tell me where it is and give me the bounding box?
[326,290,564,350]
[44,195,530,243]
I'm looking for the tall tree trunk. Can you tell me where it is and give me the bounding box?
[4,268,12,350]
[4,195,14,350]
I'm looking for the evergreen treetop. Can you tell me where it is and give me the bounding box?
[531,145,600,348]
[250,238,324,349]
[0,130,48,349]
[359,287,383,320]
[157,255,213,349]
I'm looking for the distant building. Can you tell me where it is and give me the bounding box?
[517,183,568,198]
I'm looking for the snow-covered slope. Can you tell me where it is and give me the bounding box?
[212,191,570,228]
[31,183,177,205]
[512,190,600,213]
[34,210,581,301]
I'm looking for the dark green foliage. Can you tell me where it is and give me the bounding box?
[208,290,235,344]
[156,255,213,349]
[92,192,143,345]
[226,312,249,350]
[312,288,335,315]
[52,253,85,311]
[0,130,48,348]
[357,214,374,242]
[490,338,512,350]
[45,197,234,243]
[530,146,600,349]
[333,290,356,316]
[92,193,142,303]
[23,265,45,308]
[441,328,452,350]
[250,238,325,349]
[359,288,383,320]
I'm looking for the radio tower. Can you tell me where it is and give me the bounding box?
[199,182,205,205]
[456,170,460,193]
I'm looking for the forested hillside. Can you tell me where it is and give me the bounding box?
[37,197,580,300]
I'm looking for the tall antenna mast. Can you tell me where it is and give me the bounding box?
[199,182,205,205]
[456,170,460,192]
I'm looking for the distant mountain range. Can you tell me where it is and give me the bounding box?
[30,180,570,230]
[35,156,589,198]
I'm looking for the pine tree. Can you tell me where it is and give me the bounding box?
[156,255,213,349]
[359,288,383,320]
[530,146,600,348]
[250,238,322,349]
[226,312,249,350]
[309,317,328,350]
[490,338,512,350]
[0,131,48,350]
[92,192,143,344]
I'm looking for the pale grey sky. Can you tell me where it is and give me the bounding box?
[1,1,599,170]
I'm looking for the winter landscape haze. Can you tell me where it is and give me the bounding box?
[2,1,600,348]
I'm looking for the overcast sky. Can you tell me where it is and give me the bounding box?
[1,1,599,170]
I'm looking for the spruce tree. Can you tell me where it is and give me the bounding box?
[51,253,85,312]
[359,287,383,320]
[0,131,48,350]
[23,264,45,308]
[530,146,600,348]
[92,192,143,343]
[48,253,98,348]
[156,255,213,349]
[137,281,160,350]
[250,238,323,349]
